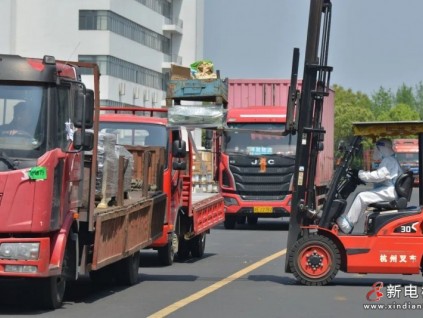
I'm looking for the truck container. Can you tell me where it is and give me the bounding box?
[0,55,166,309]
[221,79,334,229]
[99,106,224,265]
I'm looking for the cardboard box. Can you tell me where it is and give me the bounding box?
[170,64,191,80]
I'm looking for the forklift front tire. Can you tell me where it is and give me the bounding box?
[289,234,341,286]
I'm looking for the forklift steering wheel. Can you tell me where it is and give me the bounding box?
[347,168,366,186]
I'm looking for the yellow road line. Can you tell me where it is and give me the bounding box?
[147,249,287,318]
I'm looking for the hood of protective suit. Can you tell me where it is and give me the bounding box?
[373,138,394,161]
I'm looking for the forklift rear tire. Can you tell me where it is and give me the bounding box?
[224,215,236,229]
[289,234,340,286]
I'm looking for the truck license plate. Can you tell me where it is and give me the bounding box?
[253,207,272,213]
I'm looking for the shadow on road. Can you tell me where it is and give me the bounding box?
[262,274,422,287]
[213,219,290,232]
[139,250,216,268]
[0,276,135,314]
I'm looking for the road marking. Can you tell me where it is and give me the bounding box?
[147,249,287,318]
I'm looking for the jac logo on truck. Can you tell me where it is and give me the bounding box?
[394,222,419,233]
[251,158,274,173]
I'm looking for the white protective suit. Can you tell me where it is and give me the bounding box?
[336,138,403,233]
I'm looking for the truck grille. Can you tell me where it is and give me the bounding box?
[228,154,295,201]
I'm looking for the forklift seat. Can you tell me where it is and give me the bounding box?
[368,171,414,211]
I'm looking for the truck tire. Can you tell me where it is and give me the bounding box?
[37,274,67,309]
[190,233,206,258]
[177,237,190,261]
[158,233,177,266]
[224,215,236,229]
[37,231,75,309]
[288,234,341,286]
[236,215,247,224]
[116,251,141,286]
[247,216,258,225]
[158,242,174,266]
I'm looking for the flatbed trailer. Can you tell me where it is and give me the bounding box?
[100,107,224,264]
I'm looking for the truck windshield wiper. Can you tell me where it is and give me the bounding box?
[0,152,17,170]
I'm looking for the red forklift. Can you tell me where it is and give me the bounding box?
[285,0,423,285]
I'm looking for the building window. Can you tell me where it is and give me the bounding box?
[134,0,171,19]
[79,10,170,54]
[79,55,165,90]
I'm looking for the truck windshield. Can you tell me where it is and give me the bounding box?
[223,123,296,156]
[396,153,419,164]
[0,84,45,160]
[99,122,168,148]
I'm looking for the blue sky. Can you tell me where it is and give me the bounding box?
[204,0,423,96]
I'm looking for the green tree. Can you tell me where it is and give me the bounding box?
[414,81,423,119]
[378,103,420,121]
[332,85,373,147]
[395,83,416,111]
[370,87,393,118]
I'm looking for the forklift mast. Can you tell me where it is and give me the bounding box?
[285,0,333,268]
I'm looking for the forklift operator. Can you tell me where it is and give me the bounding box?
[336,138,403,233]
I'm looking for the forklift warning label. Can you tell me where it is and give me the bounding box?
[363,281,423,311]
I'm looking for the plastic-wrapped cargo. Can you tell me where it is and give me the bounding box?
[168,104,226,127]
[96,132,118,207]
[115,145,134,193]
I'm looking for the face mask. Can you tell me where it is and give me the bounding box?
[373,146,382,161]
[373,144,394,161]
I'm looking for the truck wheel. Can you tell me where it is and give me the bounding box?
[116,251,141,286]
[158,233,177,266]
[37,232,75,309]
[177,237,190,260]
[37,274,66,309]
[236,216,247,224]
[288,234,340,286]
[224,215,236,229]
[247,216,258,225]
[190,233,206,258]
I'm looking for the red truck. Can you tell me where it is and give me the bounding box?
[393,139,419,185]
[220,79,334,229]
[0,55,167,309]
[99,107,225,265]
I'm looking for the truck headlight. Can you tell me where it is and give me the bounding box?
[0,243,40,260]
[224,197,238,206]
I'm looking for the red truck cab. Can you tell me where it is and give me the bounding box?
[220,106,295,228]
[0,56,168,309]
[221,79,334,229]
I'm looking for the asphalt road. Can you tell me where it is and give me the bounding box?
[0,188,422,317]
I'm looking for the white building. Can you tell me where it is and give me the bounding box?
[0,0,204,107]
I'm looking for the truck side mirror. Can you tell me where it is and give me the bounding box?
[172,140,186,158]
[173,160,187,170]
[73,130,94,151]
[73,87,94,129]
